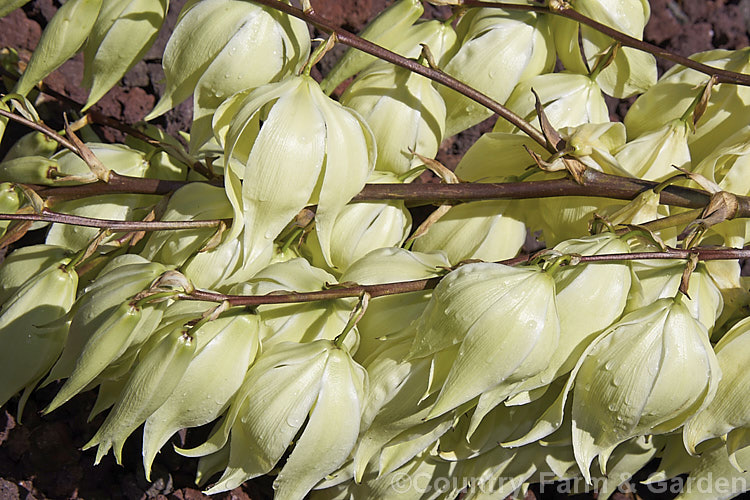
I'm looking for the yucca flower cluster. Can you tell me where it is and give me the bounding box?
[2,0,750,499]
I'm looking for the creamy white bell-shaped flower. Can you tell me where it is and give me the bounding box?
[514,234,632,393]
[230,258,358,351]
[341,61,446,176]
[409,263,560,419]
[440,7,555,136]
[693,125,750,248]
[198,340,367,499]
[411,200,526,264]
[0,258,78,414]
[615,118,691,181]
[683,317,750,455]
[339,247,450,361]
[625,48,750,165]
[493,72,610,134]
[142,312,261,479]
[213,75,377,270]
[145,0,310,150]
[552,0,656,98]
[301,171,412,274]
[571,298,720,481]
[626,259,723,333]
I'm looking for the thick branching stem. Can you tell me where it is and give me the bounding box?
[181,248,750,306]
[10,168,750,229]
[0,210,225,231]
[462,1,750,86]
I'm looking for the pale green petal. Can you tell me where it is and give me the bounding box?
[274,349,366,500]
[310,81,376,268]
[14,0,103,96]
[83,0,167,109]
[235,77,326,264]
[142,313,260,479]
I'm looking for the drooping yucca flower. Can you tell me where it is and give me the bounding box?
[212,74,377,271]
[571,298,720,481]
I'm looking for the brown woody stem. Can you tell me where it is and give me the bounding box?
[179,247,750,306]
[0,209,226,231]
[247,0,551,151]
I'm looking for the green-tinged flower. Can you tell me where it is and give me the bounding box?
[625,48,750,165]
[341,61,446,176]
[626,259,723,333]
[301,171,412,274]
[82,0,168,109]
[320,0,424,94]
[45,301,144,414]
[0,259,78,413]
[440,379,568,461]
[0,244,70,303]
[313,452,457,500]
[552,0,656,98]
[409,263,559,419]
[46,193,157,251]
[142,183,233,266]
[0,182,21,239]
[142,311,260,479]
[693,125,750,248]
[230,258,357,350]
[670,444,750,500]
[440,7,555,137]
[145,0,310,151]
[183,340,366,499]
[13,0,103,96]
[45,256,168,384]
[571,298,720,481]
[615,119,691,181]
[493,73,609,134]
[452,442,577,500]
[213,75,376,269]
[508,234,632,396]
[560,121,629,173]
[411,200,526,264]
[351,338,453,482]
[683,317,750,457]
[455,132,546,182]
[339,247,449,361]
[2,131,58,160]
[84,323,196,464]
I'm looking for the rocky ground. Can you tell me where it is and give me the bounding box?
[1,0,749,499]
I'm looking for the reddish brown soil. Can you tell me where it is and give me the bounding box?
[0,1,749,499]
